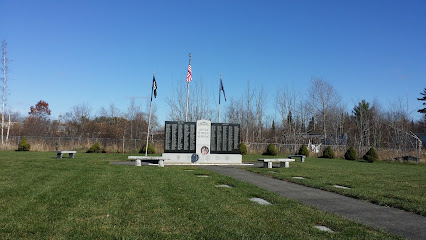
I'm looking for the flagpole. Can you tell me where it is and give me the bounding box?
[145,69,155,156]
[218,73,221,123]
[185,53,191,122]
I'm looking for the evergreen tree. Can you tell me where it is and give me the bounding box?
[239,142,247,155]
[298,144,309,157]
[344,147,357,160]
[140,141,156,154]
[322,146,335,159]
[287,111,293,125]
[418,88,426,116]
[264,143,278,156]
[307,116,315,133]
[17,137,31,151]
[363,147,379,162]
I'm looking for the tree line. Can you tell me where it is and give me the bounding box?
[1,38,425,156]
[166,78,425,155]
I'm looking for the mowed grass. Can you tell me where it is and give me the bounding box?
[0,152,400,239]
[245,155,426,216]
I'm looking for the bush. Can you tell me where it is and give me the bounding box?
[322,146,335,159]
[17,137,31,151]
[87,142,101,153]
[263,143,278,156]
[239,142,247,155]
[139,141,156,154]
[344,147,357,160]
[363,148,378,162]
[298,144,309,157]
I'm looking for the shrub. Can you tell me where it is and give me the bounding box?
[87,142,101,153]
[344,147,357,160]
[139,141,156,154]
[264,143,278,156]
[239,142,247,155]
[322,146,335,159]
[298,144,309,157]
[363,147,378,162]
[17,137,31,151]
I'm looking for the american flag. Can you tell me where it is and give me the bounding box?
[186,64,192,83]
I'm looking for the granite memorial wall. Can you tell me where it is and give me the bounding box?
[164,121,240,154]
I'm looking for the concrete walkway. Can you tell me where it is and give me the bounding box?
[202,165,426,240]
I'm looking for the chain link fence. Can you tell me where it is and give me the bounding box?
[1,136,423,162]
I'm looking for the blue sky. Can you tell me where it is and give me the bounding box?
[1,0,425,123]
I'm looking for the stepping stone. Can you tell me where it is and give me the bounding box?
[314,225,334,233]
[184,169,194,171]
[333,185,351,189]
[215,184,233,188]
[196,175,210,178]
[292,177,306,179]
[250,197,271,205]
[268,171,276,174]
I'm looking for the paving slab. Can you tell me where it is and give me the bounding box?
[202,165,426,240]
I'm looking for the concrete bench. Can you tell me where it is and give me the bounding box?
[57,151,76,159]
[258,158,295,168]
[128,156,167,167]
[287,155,306,163]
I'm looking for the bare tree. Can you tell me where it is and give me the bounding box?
[225,97,243,124]
[308,77,340,143]
[190,79,214,121]
[64,103,92,137]
[244,82,255,142]
[127,98,140,140]
[166,79,188,121]
[353,100,372,148]
[254,87,266,142]
[166,77,214,122]
[275,86,297,143]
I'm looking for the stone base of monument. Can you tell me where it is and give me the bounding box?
[162,153,242,165]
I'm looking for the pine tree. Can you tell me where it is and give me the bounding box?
[418,88,426,116]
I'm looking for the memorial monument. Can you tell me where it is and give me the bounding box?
[162,119,242,164]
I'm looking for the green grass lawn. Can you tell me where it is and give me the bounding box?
[0,151,399,239]
[245,155,426,216]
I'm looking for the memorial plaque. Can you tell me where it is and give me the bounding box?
[211,125,217,152]
[222,125,228,151]
[234,126,240,149]
[178,123,183,150]
[190,124,196,151]
[165,124,172,151]
[210,123,241,154]
[196,120,211,155]
[183,124,189,150]
[171,124,177,150]
[217,125,222,152]
[164,121,196,153]
[164,121,240,154]
[228,126,233,151]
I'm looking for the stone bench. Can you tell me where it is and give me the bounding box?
[57,151,76,159]
[287,155,306,163]
[128,156,167,167]
[258,158,295,168]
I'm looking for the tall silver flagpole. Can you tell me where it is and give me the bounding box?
[218,73,221,123]
[185,53,191,122]
[145,69,155,156]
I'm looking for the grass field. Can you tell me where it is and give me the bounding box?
[0,151,400,239]
[245,155,426,216]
